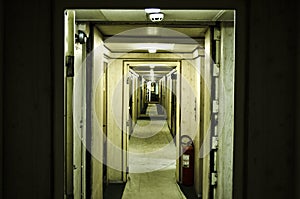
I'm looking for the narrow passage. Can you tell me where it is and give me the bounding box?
[122,104,186,199]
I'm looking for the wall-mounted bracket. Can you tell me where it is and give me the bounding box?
[211,172,218,186]
[212,136,218,150]
[213,64,220,76]
[213,27,221,41]
[66,55,74,77]
[213,100,219,113]
[126,76,132,84]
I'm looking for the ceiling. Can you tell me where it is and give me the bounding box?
[75,9,234,24]
[74,9,234,81]
[75,9,234,51]
[130,64,176,81]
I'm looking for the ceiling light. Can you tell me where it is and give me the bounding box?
[135,43,174,51]
[145,8,161,14]
[148,48,157,53]
[135,63,168,67]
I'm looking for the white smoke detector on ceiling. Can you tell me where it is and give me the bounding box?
[145,8,164,22]
[149,13,164,22]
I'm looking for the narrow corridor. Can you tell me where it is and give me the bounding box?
[64,10,236,198]
[122,104,186,199]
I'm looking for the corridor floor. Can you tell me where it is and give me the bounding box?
[121,104,186,199]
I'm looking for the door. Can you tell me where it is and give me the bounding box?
[128,78,133,132]
[171,72,177,138]
[102,62,108,191]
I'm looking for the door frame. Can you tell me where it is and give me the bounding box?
[123,60,181,181]
[56,5,247,199]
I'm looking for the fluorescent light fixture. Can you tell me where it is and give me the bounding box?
[148,48,157,53]
[104,43,173,52]
[135,63,168,67]
[145,8,161,14]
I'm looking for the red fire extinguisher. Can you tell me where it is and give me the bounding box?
[181,135,194,186]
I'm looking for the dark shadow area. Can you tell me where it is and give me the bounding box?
[138,115,167,120]
[103,183,126,199]
[179,184,199,199]
[140,103,148,114]
[139,102,166,120]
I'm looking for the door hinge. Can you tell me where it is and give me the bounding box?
[80,119,83,128]
[213,64,220,76]
[126,120,130,126]
[211,172,218,186]
[213,100,219,113]
[212,136,218,150]
[65,55,74,77]
[213,28,221,41]
[126,76,131,84]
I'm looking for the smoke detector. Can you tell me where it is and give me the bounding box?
[149,13,164,22]
[145,8,164,22]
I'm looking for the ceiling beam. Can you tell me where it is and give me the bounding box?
[104,36,204,44]
[77,20,216,27]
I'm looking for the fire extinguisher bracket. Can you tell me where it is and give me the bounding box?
[180,135,194,146]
